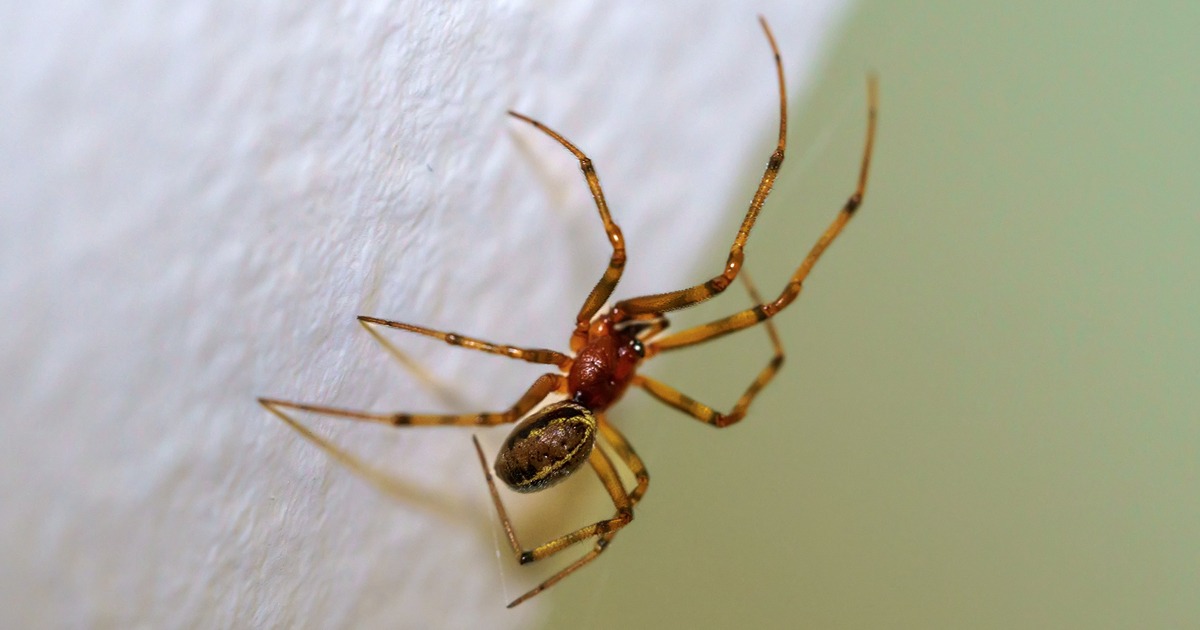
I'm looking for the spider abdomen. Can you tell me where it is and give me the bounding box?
[494,401,597,493]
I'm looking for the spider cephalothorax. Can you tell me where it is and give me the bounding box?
[567,315,647,411]
[260,17,878,608]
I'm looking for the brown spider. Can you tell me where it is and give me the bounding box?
[259,17,878,608]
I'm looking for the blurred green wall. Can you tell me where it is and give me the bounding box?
[544,2,1200,627]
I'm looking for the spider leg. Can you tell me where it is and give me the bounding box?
[258,373,565,428]
[648,74,879,352]
[259,397,470,521]
[507,111,627,332]
[471,435,634,608]
[633,350,780,428]
[355,319,469,411]
[596,415,650,505]
[635,280,785,428]
[358,316,571,368]
[612,16,787,319]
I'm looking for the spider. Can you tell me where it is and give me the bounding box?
[259,17,877,608]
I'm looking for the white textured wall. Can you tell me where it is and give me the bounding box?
[0,1,847,627]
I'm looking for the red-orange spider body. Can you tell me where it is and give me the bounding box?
[568,316,646,411]
[260,17,878,608]
[491,315,648,494]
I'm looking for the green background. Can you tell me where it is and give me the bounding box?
[542,2,1200,628]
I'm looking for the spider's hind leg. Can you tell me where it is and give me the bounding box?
[471,433,636,608]
[258,372,565,429]
[597,414,650,505]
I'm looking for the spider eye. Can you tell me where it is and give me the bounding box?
[632,340,645,357]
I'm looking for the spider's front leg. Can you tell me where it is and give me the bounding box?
[645,74,878,352]
[506,111,627,333]
[612,17,789,320]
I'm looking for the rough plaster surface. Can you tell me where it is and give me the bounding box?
[0,1,847,627]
